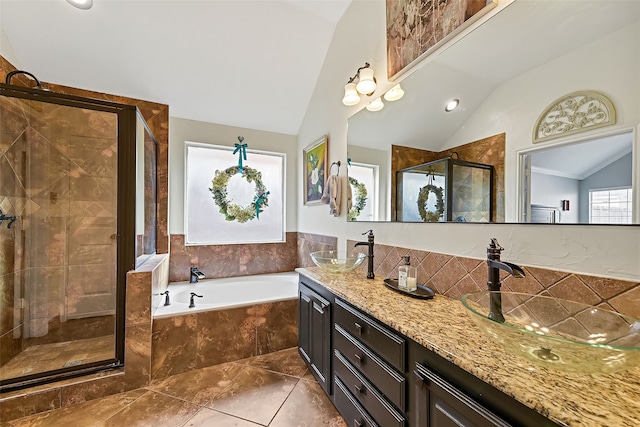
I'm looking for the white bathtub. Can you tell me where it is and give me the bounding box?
[153,271,299,319]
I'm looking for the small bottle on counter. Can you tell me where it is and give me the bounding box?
[398,256,417,291]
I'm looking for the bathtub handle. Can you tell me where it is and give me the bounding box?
[189,293,203,308]
[161,291,170,306]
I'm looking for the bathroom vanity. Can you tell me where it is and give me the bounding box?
[297,267,640,427]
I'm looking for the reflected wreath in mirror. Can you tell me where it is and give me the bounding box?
[417,184,444,222]
[348,177,368,221]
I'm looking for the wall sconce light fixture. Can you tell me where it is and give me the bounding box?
[384,84,404,102]
[366,97,384,112]
[66,0,93,9]
[342,62,377,106]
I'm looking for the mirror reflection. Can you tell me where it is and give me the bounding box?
[347,0,639,224]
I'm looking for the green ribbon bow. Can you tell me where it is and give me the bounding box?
[255,191,270,219]
[233,137,247,173]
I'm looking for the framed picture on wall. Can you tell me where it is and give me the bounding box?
[303,136,328,205]
[386,0,497,80]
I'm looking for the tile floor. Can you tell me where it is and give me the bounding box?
[1,336,114,381]
[4,347,347,427]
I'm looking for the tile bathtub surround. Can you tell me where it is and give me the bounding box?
[5,348,346,427]
[151,299,298,380]
[168,232,337,282]
[350,240,640,319]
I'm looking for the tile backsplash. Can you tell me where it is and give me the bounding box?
[350,240,640,319]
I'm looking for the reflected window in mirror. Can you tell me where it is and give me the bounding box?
[348,162,379,221]
[520,130,634,224]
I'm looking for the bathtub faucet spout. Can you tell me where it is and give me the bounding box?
[189,292,203,308]
[190,266,205,283]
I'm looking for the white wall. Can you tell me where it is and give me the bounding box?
[531,172,579,224]
[169,117,298,234]
[297,0,640,281]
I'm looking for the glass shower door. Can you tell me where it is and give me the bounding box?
[0,87,129,391]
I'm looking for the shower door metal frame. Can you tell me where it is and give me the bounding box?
[0,83,136,392]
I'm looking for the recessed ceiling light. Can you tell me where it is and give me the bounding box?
[66,0,93,10]
[445,99,459,112]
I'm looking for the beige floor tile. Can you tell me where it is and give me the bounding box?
[269,379,347,427]
[8,389,146,427]
[247,347,308,378]
[104,390,200,427]
[206,365,298,425]
[148,361,243,405]
[183,408,261,427]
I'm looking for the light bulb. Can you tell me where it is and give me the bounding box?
[445,99,460,112]
[366,97,384,112]
[66,0,93,9]
[342,83,360,106]
[384,84,404,101]
[356,68,376,95]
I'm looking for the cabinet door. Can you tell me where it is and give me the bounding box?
[298,286,312,364]
[299,283,332,395]
[414,363,512,427]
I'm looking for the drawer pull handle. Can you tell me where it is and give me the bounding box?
[354,353,364,364]
[354,420,363,427]
[354,322,363,335]
[354,384,365,395]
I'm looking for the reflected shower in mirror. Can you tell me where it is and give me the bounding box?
[347,0,639,224]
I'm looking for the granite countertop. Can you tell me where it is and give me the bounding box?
[296,267,640,427]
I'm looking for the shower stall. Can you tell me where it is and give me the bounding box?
[0,78,157,392]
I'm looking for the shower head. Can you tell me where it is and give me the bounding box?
[5,70,46,90]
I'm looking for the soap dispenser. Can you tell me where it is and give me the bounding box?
[398,256,417,291]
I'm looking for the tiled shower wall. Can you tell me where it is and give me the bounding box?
[351,240,640,319]
[0,93,120,364]
[167,232,338,282]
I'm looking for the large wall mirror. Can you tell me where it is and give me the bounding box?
[347,0,640,224]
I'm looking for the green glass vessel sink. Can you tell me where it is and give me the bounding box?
[462,291,640,374]
[310,251,366,274]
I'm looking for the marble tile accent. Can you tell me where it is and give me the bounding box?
[255,300,298,355]
[5,389,146,427]
[205,365,298,425]
[151,314,197,379]
[349,240,640,318]
[148,362,243,405]
[269,378,347,427]
[169,232,298,282]
[298,267,640,427]
[0,389,61,422]
[296,232,338,268]
[5,349,343,427]
[243,347,308,378]
[152,300,298,379]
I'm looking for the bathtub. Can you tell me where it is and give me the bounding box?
[153,271,299,319]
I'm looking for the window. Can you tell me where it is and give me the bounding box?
[589,188,632,224]
[185,142,285,244]
[348,162,378,221]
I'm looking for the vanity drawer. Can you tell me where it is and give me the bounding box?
[335,298,405,371]
[334,376,379,427]
[334,324,406,411]
[334,350,405,427]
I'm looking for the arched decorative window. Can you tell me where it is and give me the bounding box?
[533,91,616,143]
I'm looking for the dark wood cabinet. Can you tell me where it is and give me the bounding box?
[298,280,332,394]
[297,273,561,427]
[414,363,511,427]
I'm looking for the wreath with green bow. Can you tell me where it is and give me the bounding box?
[348,177,368,221]
[417,184,444,222]
[209,165,269,223]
